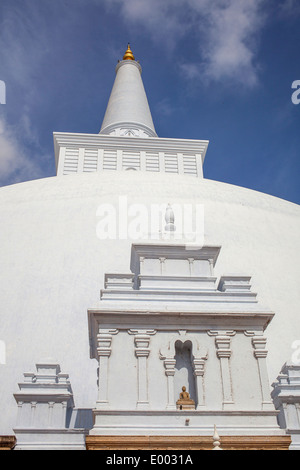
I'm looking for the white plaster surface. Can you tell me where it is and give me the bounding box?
[100,60,156,137]
[0,170,300,435]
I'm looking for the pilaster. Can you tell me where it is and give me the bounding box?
[96,329,118,409]
[193,359,206,410]
[163,358,177,410]
[129,329,156,410]
[251,336,274,411]
[209,331,235,410]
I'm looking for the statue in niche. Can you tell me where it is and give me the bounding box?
[180,386,190,400]
[176,386,195,410]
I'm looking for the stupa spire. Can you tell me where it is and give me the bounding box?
[123,43,135,61]
[99,44,157,138]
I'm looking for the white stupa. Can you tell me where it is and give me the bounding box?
[0,45,300,451]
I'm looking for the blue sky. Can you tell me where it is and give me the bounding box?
[0,0,299,204]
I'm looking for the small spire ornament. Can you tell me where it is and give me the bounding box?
[165,203,176,232]
[123,43,135,61]
[212,425,222,450]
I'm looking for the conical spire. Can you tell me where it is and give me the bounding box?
[99,45,157,138]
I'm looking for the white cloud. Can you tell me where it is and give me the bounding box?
[0,4,50,90]
[0,116,46,186]
[103,0,265,87]
[197,0,265,87]
[0,4,55,187]
[0,118,20,178]
[104,0,189,49]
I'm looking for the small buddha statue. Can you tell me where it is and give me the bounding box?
[180,386,190,400]
[176,386,195,410]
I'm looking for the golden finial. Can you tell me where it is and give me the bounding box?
[123,43,135,61]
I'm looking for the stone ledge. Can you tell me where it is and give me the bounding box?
[85,435,291,451]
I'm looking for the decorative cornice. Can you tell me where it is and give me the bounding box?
[131,244,220,265]
[88,309,274,360]
[53,131,209,168]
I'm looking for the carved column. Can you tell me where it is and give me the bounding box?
[193,359,206,409]
[252,336,273,410]
[215,334,235,410]
[129,329,156,410]
[96,329,118,409]
[61,401,68,428]
[139,256,145,274]
[30,401,37,428]
[187,258,194,276]
[159,257,166,275]
[208,258,214,276]
[16,401,23,427]
[163,358,177,410]
[136,334,150,409]
[48,401,55,427]
[296,403,300,427]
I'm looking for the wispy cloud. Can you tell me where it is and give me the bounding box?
[155,98,179,117]
[103,0,188,50]
[0,116,46,186]
[0,3,51,93]
[194,0,265,87]
[103,0,266,87]
[0,2,60,187]
[278,0,300,18]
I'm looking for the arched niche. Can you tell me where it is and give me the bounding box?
[174,340,196,403]
[160,333,208,410]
